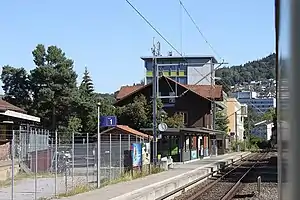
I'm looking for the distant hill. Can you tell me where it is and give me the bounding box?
[216,53,276,87]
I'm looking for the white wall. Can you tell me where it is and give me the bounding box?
[187,59,213,85]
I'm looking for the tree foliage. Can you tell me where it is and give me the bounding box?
[216,53,275,86]
[116,95,184,130]
[81,67,94,94]
[215,111,229,132]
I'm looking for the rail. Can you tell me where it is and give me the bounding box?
[220,152,268,200]
[155,153,253,200]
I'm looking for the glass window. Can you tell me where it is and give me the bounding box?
[146,77,153,84]
[178,77,187,84]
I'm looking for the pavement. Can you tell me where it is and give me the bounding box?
[56,152,250,200]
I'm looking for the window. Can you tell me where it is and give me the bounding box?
[170,65,177,76]
[178,77,187,84]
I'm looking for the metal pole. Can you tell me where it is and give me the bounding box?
[152,40,158,165]
[119,134,122,175]
[109,133,112,182]
[72,132,75,189]
[86,133,89,184]
[55,130,58,197]
[97,103,101,188]
[235,112,238,151]
[34,129,37,200]
[257,176,261,194]
[11,130,15,200]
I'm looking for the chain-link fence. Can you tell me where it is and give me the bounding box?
[2,128,150,200]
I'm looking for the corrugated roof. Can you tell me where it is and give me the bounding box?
[0,99,26,113]
[115,76,223,101]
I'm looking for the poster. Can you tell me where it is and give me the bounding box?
[131,143,142,167]
[142,143,151,165]
[191,150,197,160]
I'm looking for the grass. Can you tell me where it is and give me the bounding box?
[57,165,164,198]
[0,172,54,188]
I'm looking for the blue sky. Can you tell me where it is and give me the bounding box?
[0,0,275,93]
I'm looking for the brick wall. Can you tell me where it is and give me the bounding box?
[0,142,10,161]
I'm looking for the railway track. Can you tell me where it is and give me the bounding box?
[172,152,269,200]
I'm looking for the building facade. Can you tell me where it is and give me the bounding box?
[226,98,247,141]
[233,91,276,113]
[141,55,217,85]
[252,122,274,141]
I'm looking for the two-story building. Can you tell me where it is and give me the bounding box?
[115,76,225,162]
[226,98,248,141]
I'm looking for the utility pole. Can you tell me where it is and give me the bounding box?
[151,39,160,165]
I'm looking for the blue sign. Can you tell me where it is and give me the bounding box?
[131,143,142,167]
[100,116,117,127]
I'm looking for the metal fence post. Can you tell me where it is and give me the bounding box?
[11,130,15,200]
[86,133,89,184]
[128,135,130,150]
[119,134,122,175]
[34,129,38,200]
[72,132,75,189]
[109,133,112,182]
[55,130,58,197]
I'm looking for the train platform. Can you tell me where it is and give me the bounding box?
[57,152,251,200]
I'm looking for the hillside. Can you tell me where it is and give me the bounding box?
[216,53,276,86]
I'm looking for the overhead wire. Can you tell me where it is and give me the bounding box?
[178,0,223,61]
[125,0,227,102]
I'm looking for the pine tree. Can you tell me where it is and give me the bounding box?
[81,66,94,94]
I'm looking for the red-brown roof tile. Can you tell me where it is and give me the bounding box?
[115,125,152,139]
[186,85,223,99]
[0,99,26,113]
[116,85,143,100]
[115,76,223,101]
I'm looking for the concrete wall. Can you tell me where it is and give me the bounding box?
[0,161,19,181]
[111,152,251,200]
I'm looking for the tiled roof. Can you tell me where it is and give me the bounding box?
[0,99,26,113]
[100,125,152,139]
[116,85,144,100]
[115,125,152,139]
[116,76,223,101]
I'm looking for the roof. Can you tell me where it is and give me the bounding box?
[0,99,26,113]
[100,125,152,139]
[140,55,218,63]
[115,76,223,102]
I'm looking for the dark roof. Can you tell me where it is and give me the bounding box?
[99,125,152,139]
[140,55,218,63]
[115,76,223,102]
[0,99,26,113]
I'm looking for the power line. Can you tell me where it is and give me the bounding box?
[125,0,228,103]
[125,0,183,57]
[179,0,223,61]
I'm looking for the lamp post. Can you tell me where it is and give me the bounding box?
[97,102,101,188]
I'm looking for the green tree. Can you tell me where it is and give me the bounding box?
[163,113,185,128]
[1,65,32,110]
[116,95,150,130]
[262,107,276,121]
[80,67,94,94]
[30,44,78,131]
[215,110,229,132]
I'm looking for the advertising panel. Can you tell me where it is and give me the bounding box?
[131,143,142,167]
[142,143,151,165]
